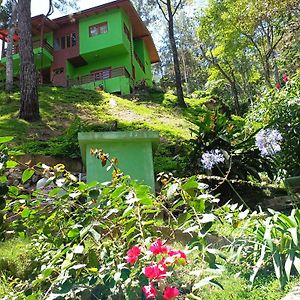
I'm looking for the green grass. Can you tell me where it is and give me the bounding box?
[0,86,209,175]
[0,238,34,279]
[0,86,203,145]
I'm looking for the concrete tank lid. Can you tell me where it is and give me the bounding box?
[78,131,160,143]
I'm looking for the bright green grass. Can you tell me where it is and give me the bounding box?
[0,86,206,147]
[0,238,34,280]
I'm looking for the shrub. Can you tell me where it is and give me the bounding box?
[245,72,300,177]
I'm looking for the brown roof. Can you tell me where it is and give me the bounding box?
[31,15,59,36]
[52,0,159,63]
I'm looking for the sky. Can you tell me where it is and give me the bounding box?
[30,0,208,19]
[31,0,111,18]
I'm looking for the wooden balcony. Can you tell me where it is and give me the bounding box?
[1,39,53,58]
[67,67,130,87]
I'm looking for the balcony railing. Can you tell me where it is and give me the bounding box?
[2,39,53,58]
[67,67,130,87]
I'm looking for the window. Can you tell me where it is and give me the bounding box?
[71,33,76,47]
[66,35,70,48]
[54,33,77,51]
[61,36,66,49]
[54,38,60,51]
[89,22,108,37]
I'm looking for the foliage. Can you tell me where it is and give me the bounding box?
[245,72,300,177]
[0,139,225,299]
[187,110,276,181]
[229,208,300,289]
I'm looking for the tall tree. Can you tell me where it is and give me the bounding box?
[18,0,39,121]
[226,0,300,87]
[155,0,187,107]
[6,0,17,93]
[18,0,77,121]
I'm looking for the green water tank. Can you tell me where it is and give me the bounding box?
[78,131,160,191]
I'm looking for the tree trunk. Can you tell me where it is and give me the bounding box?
[6,1,17,94]
[18,0,40,121]
[230,81,241,116]
[181,48,189,95]
[166,0,187,108]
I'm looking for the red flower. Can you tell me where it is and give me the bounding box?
[168,250,187,265]
[143,263,167,280]
[150,239,168,255]
[283,73,289,82]
[125,246,141,264]
[163,287,179,299]
[275,82,281,90]
[142,282,157,299]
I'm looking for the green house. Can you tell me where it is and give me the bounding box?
[0,0,159,95]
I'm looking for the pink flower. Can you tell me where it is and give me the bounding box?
[125,246,141,264]
[150,239,168,255]
[142,282,157,299]
[283,73,289,82]
[168,250,187,265]
[143,263,167,280]
[275,82,281,90]
[163,287,179,299]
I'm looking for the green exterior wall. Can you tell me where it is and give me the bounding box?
[79,9,126,61]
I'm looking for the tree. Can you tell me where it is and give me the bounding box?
[226,0,300,87]
[6,0,17,93]
[18,0,39,121]
[197,0,252,115]
[155,0,187,107]
[18,0,77,121]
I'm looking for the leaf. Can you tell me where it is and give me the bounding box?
[21,207,31,218]
[199,213,216,223]
[6,160,18,169]
[89,189,100,199]
[90,228,101,241]
[182,176,198,191]
[70,264,86,270]
[288,227,298,246]
[238,209,249,220]
[0,136,14,144]
[293,256,300,274]
[167,183,178,200]
[250,243,266,286]
[140,196,153,205]
[67,228,80,239]
[193,276,223,290]
[285,250,295,280]
[8,186,18,197]
[73,245,84,254]
[22,169,35,183]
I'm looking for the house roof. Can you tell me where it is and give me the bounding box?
[52,0,159,63]
[31,15,59,36]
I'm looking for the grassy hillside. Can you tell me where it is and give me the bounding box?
[0,86,208,174]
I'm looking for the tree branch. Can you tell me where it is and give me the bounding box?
[155,0,169,22]
[172,0,182,17]
[46,0,54,17]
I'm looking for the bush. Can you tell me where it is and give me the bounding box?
[245,72,300,177]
